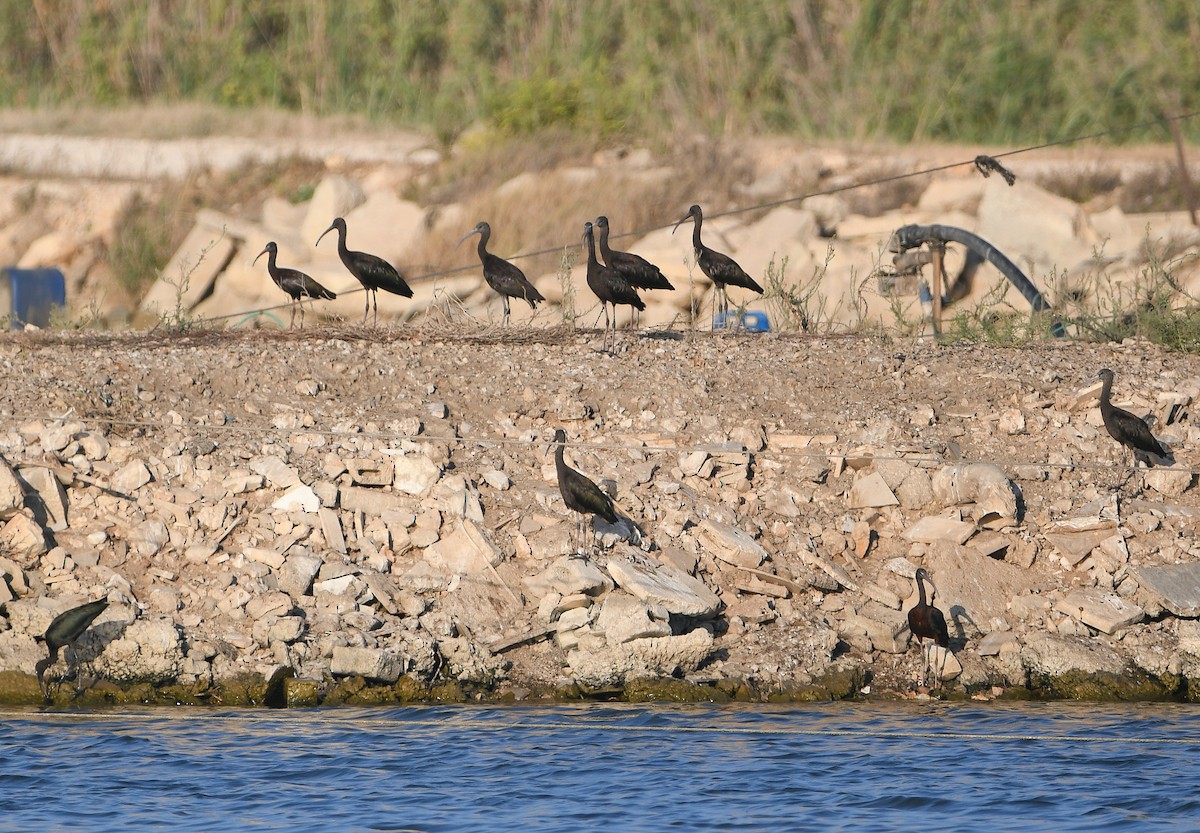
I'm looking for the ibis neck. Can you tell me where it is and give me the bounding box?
[691,218,703,251]
[585,231,599,266]
[597,225,614,262]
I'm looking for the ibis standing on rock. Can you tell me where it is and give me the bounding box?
[254,242,337,328]
[316,217,413,325]
[583,221,644,352]
[672,204,763,328]
[907,568,949,688]
[594,215,673,328]
[458,221,545,325]
[1094,368,1172,471]
[35,598,109,698]
[551,428,618,552]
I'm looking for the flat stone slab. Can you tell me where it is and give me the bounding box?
[606,552,721,617]
[330,645,402,683]
[903,515,975,545]
[976,630,1020,656]
[696,519,768,568]
[1055,590,1145,634]
[424,520,502,574]
[1044,527,1118,565]
[848,471,898,509]
[1132,563,1200,617]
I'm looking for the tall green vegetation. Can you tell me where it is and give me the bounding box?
[2,0,1196,145]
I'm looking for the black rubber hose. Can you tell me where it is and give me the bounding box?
[890,224,1066,337]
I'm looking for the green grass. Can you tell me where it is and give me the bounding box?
[1,0,1196,145]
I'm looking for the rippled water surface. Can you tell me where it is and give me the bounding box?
[2,702,1198,832]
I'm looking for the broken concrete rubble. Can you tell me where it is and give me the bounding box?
[0,333,1198,706]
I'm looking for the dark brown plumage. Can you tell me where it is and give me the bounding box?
[458,221,545,325]
[35,598,108,698]
[671,204,763,326]
[254,242,336,328]
[583,221,644,352]
[595,215,672,328]
[553,428,618,551]
[316,217,412,325]
[908,568,949,687]
[1096,368,1170,467]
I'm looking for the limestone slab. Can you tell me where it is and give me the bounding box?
[1055,590,1145,634]
[18,466,67,531]
[330,645,402,683]
[696,519,768,568]
[903,515,975,545]
[848,471,899,509]
[273,484,319,513]
[976,630,1020,656]
[1132,563,1200,617]
[393,454,441,496]
[606,552,721,617]
[595,591,671,645]
[424,520,501,574]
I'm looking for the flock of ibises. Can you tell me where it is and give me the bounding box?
[254,206,766,343]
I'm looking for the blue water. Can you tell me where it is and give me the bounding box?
[1,702,1197,832]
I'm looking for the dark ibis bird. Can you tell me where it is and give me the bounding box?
[583,221,644,352]
[316,217,413,325]
[254,241,336,328]
[551,428,618,552]
[907,568,949,687]
[35,598,109,698]
[594,215,673,327]
[671,204,763,328]
[1095,368,1171,468]
[457,221,545,325]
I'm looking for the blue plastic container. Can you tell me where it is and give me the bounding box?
[0,267,66,328]
[714,309,770,332]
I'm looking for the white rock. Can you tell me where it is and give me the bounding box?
[250,456,301,489]
[393,454,441,496]
[424,520,502,574]
[0,514,47,561]
[932,463,1019,520]
[272,484,319,512]
[482,470,511,490]
[303,175,366,246]
[110,460,152,493]
[695,519,768,568]
[595,591,671,645]
[90,618,184,684]
[1055,590,1145,634]
[903,515,976,545]
[0,459,23,518]
[848,471,899,509]
[19,466,67,531]
[330,645,403,683]
[606,551,720,617]
[1143,468,1194,496]
[566,627,714,688]
[278,553,323,599]
[245,547,286,570]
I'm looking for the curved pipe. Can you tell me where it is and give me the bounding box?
[889,224,1066,337]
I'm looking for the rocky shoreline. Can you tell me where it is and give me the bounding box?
[1,329,1200,707]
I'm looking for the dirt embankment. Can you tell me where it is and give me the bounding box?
[0,327,1198,705]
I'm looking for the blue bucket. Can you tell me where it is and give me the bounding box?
[0,268,66,328]
[714,310,770,332]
